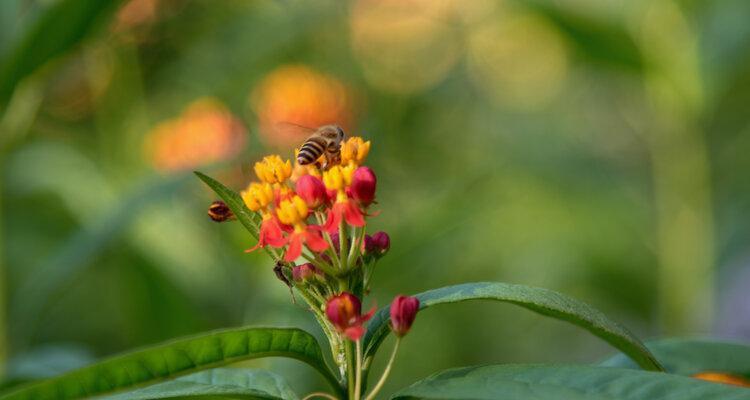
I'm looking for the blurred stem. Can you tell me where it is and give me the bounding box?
[639,1,714,334]
[0,77,44,376]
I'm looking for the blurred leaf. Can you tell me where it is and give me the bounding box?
[390,364,748,400]
[10,175,188,340]
[600,338,750,378]
[102,368,298,400]
[525,2,645,72]
[0,0,122,105]
[363,282,663,372]
[0,327,339,400]
[194,171,261,240]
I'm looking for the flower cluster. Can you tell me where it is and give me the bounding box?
[219,136,418,399]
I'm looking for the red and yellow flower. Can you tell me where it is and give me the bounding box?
[276,195,328,262]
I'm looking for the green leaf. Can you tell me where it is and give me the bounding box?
[102,368,299,400]
[390,364,749,400]
[363,282,662,371]
[194,171,262,240]
[0,0,123,105]
[601,338,750,378]
[0,327,340,400]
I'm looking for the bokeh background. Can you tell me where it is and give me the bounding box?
[1,0,750,396]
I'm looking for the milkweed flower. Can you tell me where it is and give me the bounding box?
[326,292,375,341]
[276,195,328,262]
[340,137,371,166]
[255,155,293,185]
[242,182,286,251]
[390,295,419,337]
[292,263,323,283]
[322,165,366,233]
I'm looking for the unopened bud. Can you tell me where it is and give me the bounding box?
[350,167,376,206]
[390,295,419,337]
[208,200,235,222]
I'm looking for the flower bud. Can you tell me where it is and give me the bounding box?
[390,295,419,337]
[326,292,374,341]
[371,231,390,254]
[296,175,327,208]
[292,263,321,283]
[363,234,378,254]
[350,167,376,206]
[207,200,235,222]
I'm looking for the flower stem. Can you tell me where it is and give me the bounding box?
[355,339,363,400]
[339,220,348,271]
[364,338,400,400]
[345,340,356,399]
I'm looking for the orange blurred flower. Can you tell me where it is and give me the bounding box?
[250,65,354,148]
[144,98,247,172]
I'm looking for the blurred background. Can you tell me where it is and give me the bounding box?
[1,0,750,396]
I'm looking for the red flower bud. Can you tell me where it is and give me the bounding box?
[326,292,375,341]
[292,263,321,283]
[350,167,376,206]
[296,175,327,208]
[372,231,390,254]
[363,234,377,254]
[390,295,419,337]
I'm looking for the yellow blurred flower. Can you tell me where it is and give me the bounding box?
[340,137,371,166]
[251,65,354,148]
[241,182,275,212]
[144,98,246,172]
[254,155,293,185]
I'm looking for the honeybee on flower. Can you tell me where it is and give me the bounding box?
[205,134,418,400]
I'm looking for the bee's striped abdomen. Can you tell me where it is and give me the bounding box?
[297,137,326,165]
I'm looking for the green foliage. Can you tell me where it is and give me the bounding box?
[601,338,750,378]
[390,364,750,400]
[0,327,338,400]
[103,368,298,400]
[363,282,663,371]
[0,0,122,104]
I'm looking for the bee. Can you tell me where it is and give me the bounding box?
[295,124,346,169]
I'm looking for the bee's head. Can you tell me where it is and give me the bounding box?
[320,125,346,141]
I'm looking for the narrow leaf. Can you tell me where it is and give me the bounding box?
[195,171,261,240]
[601,338,750,378]
[102,368,299,400]
[363,282,662,371]
[0,327,340,400]
[391,364,749,400]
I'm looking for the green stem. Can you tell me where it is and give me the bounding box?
[355,339,363,400]
[339,220,348,271]
[345,340,356,399]
[364,338,400,400]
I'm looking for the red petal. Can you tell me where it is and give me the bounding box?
[305,230,329,252]
[284,233,303,262]
[344,326,365,341]
[322,207,341,233]
[360,305,377,323]
[343,201,365,227]
[263,218,287,247]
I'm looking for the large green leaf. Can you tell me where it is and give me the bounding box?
[103,368,298,400]
[601,338,750,378]
[194,171,261,240]
[363,282,662,371]
[0,327,340,400]
[390,364,750,400]
[0,0,122,105]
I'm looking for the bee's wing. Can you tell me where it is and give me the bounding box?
[273,121,317,137]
